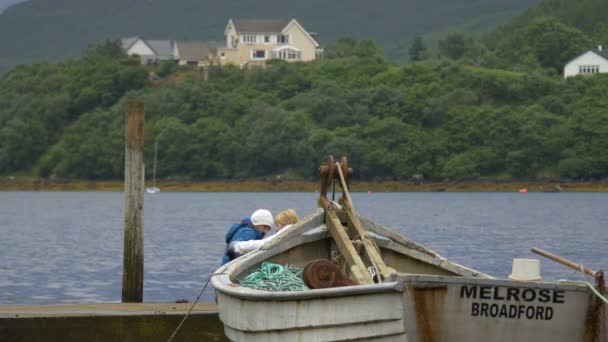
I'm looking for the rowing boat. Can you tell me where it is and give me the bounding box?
[211,157,607,341]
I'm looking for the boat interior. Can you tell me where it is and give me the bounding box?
[228,209,489,287]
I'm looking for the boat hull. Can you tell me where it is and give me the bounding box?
[217,290,408,341]
[401,275,604,342]
[212,210,606,341]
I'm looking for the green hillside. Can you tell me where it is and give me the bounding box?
[489,0,608,38]
[484,0,608,70]
[0,0,539,73]
[1,39,607,181]
[1,0,607,181]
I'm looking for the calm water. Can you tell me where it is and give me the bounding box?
[1,191,606,304]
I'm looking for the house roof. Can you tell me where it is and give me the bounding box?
[231,18,291,33]
[590,47,608,60]
[146,40,174,59]
[121,37,139,50]
[176,41,216,60]
[565,46,608,66]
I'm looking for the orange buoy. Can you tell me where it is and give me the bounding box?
[519,188,528,193]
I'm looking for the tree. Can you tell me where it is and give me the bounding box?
[408,35,428,62]
[438,32,474,60]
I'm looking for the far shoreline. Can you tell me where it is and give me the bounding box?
[1,179,608,192]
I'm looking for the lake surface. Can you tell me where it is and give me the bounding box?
[1,191,606,304]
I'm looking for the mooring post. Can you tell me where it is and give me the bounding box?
[122,100,145,303]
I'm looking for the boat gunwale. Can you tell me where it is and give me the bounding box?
[397,273,591,292]
[214,274,405,300]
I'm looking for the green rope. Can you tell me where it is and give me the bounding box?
[239,262,309,292]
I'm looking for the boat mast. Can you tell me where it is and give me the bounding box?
[152,140,158,188]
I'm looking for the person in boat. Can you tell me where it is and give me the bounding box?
[228,209,299,257]
[221,209,274,265]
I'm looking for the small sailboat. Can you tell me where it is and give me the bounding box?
[146,140,160,194]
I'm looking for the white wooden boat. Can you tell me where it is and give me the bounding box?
[212,157,606,341]
[212,206,607,342]
[211,207,607,341]
[146,140,160,194]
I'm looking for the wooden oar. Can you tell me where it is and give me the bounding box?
[532,247,607,292]
[531,247,597,277]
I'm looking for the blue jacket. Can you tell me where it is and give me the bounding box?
[221,217,265,265]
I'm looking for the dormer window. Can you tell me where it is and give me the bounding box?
[243,35,256,44]
[278,35,289,44]
[264,35,271,43]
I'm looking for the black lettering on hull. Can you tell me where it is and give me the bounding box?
[470,303,555,321]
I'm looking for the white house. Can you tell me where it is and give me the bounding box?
[121,37,176,64]
[563,45,608,78]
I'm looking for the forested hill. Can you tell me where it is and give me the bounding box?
[1,0,608,182]
[488,0,608,41]
[1,38,607,181]
[0,0,540,74]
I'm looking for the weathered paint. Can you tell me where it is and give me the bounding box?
[401,275,605,342]
[218,291,406,341]
[584,292,608,342]
[411,285,448,342]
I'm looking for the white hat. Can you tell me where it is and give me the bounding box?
[508,258,542,281]
[251,209,273,227]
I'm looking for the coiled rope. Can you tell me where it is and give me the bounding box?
[239,262,309,292]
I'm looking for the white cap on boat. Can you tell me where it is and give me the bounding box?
[509,258,542,281]
[251,209,273,227]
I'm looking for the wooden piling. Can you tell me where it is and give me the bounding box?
[122,101,145,303]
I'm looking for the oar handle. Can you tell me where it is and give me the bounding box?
[531,247,597,277]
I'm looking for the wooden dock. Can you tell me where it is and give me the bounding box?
[0,303,227,342]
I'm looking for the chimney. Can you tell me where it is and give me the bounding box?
[599,45,603,52]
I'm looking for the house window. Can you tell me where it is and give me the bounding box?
[264,35,271,43]
[278,35,289,44]
[288,50,301,60]
[579,65,600,74]
[274,48,301,61]
[243,34,256,44]
[252,50,266,59]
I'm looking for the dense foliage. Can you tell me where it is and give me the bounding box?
[2,0,608,181]
[1,36,606,181]
[0,41,148,174]
[486,0,607,74]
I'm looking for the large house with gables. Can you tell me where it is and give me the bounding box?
[217,18,323,67]
[121,18,322,68]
